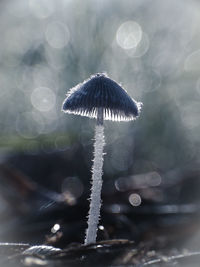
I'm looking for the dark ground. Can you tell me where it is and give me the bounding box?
[0,148,200,266]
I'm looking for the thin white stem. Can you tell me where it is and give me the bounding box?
[85,124,105,245]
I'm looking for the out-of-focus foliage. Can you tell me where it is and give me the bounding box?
[0,0,200,177]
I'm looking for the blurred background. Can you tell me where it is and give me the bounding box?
[0,0,200,253]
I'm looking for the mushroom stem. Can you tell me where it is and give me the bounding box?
[97,107,103,125]
[85,108,105,245]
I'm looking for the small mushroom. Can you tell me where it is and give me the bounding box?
[62,73,142,245]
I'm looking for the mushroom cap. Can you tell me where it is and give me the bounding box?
[62,73,142,121]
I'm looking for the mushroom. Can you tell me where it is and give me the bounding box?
[62,73,142,245]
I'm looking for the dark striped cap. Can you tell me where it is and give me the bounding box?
[62,73,142,121]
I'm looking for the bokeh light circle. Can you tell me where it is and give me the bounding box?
[184,49,200,72]
[31,87,56,112]
[125,32,150,58]
[129,193,142,207]
[45,21,70,49]
[116,21,142,50]
[62,176,84,203]
[16,111,44,139]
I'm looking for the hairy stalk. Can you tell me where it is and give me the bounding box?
[85,108,105,245]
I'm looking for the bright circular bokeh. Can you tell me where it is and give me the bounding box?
[45,21,70,49]
[125,32,150,58]
[129,193,142,207]
[31,87,56,112]
[116,20,142,50]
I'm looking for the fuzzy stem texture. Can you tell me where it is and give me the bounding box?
[85,124,105,245]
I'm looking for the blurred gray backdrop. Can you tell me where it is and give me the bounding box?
[0,0,200,177]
